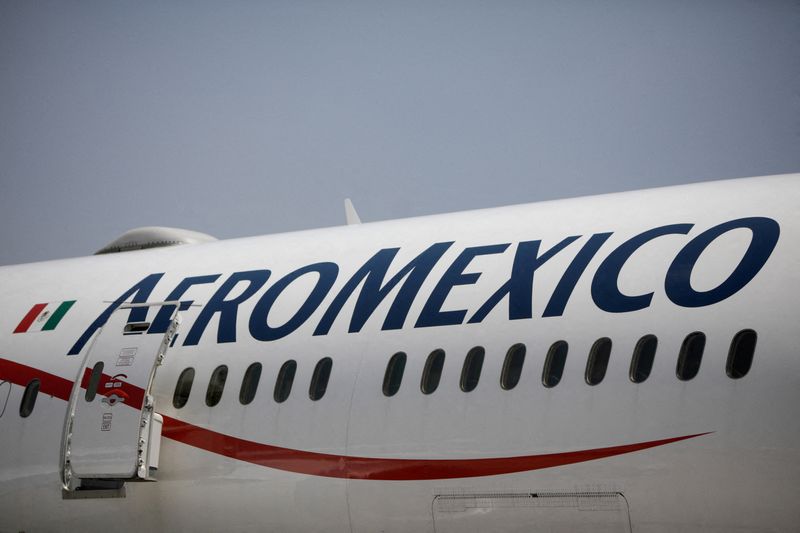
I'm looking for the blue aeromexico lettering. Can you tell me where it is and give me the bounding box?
[67,217,780,355]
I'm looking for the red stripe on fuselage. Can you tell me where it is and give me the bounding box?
[160,416,708,480]
[0,358,73,400]
[0,357,711,480]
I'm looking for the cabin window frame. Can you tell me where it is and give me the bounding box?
[382,352,407,397]
[274,360,297,403]
[421,349,446,395]
[205,365,228,407]
[629,334,658,384]
[19,378,40,418]
[726,329,757,379]
[500,343,526,390]
[676,332,706,381]
[85,361,104,402]
[542,340,568,388]
[460,346,486,393]
[585,337,612,386]
[309,357,333,401]
[239,362,262,405]
[173,367,195,409]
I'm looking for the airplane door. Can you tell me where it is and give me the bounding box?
[61,303,179,490]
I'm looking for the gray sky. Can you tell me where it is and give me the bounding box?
[1,1,798,266]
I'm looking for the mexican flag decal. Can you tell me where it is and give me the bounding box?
[14,301,76,333]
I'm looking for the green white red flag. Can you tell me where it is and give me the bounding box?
[14,301,76,333]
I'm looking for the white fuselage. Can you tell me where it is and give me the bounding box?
[1,175,799,532]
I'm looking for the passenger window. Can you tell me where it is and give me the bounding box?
[239,362,262,405]
[542,341,568,388]
[726,329,756,379]
[19,379,40,418]
[309,357,332,401]
[630,335,657,383]
[205,365,228,407]
[677,332,705,381]
[85,361,104,402]
[501,343,526,390]
[274,360,297,403]
[382,352,407,397]
[173,368,195,409]
[585,337,612,386]
[421,349,445,395]
[460,346,485,392]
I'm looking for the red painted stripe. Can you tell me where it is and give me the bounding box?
[13,303,47,334]
[160,416,708,480]
[0,357,711,481]
[0,358,74,400]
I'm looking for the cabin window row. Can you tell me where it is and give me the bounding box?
[10,330,757,419]
[172,356,332,409]
[170,329,756,410]
[383,328,757,396]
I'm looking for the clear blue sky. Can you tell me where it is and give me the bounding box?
[1,1,798,265]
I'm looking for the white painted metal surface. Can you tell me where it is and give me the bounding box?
[0,175,798,532]
[433,492,631,533]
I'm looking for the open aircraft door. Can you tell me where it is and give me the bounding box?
[60,302,180,495]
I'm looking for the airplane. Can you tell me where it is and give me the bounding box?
[0,173,798,532]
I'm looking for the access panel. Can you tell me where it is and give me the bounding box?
[433,491,631,533]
